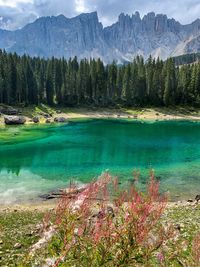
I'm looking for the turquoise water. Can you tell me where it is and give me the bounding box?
[0,119,200,204]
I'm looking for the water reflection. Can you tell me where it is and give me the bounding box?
[0,119,200,203]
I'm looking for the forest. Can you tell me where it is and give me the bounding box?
[173,52,200,66]
[0,49,200,107]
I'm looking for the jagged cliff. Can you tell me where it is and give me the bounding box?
[0,11,200,63]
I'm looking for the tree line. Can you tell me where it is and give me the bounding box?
[0,49,199,107]
[173,53,200,66]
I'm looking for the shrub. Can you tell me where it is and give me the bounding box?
[45,172,174,266]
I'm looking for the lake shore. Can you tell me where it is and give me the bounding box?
[0,201,56,212]
[0,196,198,213]
[1,197,200,266]
[0,105,200,126]
[0,106,200,265]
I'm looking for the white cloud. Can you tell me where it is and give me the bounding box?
[0,0,33,8]
[75,0,89,13]
[0,0,199,30]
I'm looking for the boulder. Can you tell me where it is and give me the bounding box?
[44,114,50,118]
[54,117,67,123]
[4,116,26,125]
[32,117,39,123]
[195,195,200,202]
[0,106,18,115]
[46,119,51,124]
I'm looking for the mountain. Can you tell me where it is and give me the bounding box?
[0,11,200,63]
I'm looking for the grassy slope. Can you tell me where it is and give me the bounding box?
[0,203,199,266]
[0,210,45,266]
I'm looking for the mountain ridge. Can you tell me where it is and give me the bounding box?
[0,11,200,63]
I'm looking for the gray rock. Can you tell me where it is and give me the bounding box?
[44,114,50,118]
[45,119,51,123]
[174,224,181,231]
[4,116,26,125]
[32,116,39,123]
[0,106,18,115]
[195,195,200,202]
[26,231,34,237]
[54,117,67,123]
[14,243,22,249]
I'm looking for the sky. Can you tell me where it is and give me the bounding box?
[0,0,200,30]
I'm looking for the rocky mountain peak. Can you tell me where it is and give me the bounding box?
[71,11,99,25]
[131,11,141,22]
[0,11,199,63]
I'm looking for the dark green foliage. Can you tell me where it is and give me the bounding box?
[0,49,199,107]
[173,53,200,66]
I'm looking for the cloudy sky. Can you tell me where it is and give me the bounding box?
[0,0,199,30]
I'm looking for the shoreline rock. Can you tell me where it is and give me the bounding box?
[32,117,39,123]
[45,119,51,123]
[0,106,18,115]
[54,117,67,123]
[4,116,26,125]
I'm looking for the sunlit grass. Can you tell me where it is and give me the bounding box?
[0,210,44,266]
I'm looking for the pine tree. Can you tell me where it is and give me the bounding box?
[116,67,123,101]
[163,59,176,106]
[0,49,199,108]
[122,64,132,105]
[46,61,54,105]
[107,61,117,102]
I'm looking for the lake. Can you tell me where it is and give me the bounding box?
[0,119,200,204]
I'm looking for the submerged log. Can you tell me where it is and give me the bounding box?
[4,116,26,125]
[40,186,88,200]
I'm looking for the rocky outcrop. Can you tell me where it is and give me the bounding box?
[0,12,200,63]
[4,116,26,125]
